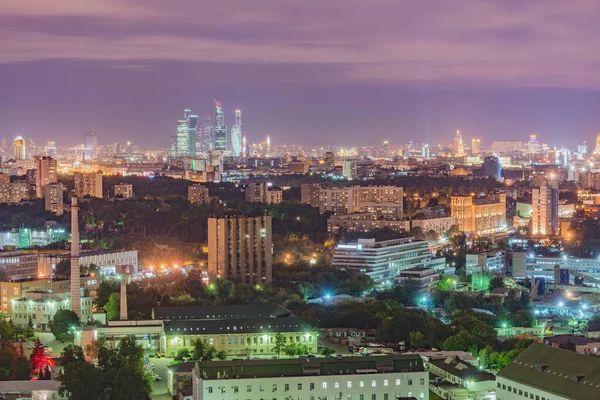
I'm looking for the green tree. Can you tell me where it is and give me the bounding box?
[0,319,14,341]
[190,338,207,361]
[49,309,80,341]
[104,293,121,321]
[57,360,105,400]
[215,350,227,361]
[321,346,336,357]
[174,348,191,362]
[62,344,86,365]
[14,356,31,380]
[272,333,286,357]
[489,276,505,291]
[55,258,71,279]
[409,331,426,349]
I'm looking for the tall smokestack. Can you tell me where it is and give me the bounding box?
[70,196,81,319]
[116,265,130,321]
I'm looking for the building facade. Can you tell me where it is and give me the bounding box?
[451,194,506,236]
[37,249,139,277]
[192,355,429,400]
[300,183,321,207]
[11,291,93,331]
[0,182,30,203]
[0,251,38,280]
[74,172,103,198]
[207,216,272,283]
[245,183,283,204]
[532,180,559,235]
[332,237,445,286]
[188,184,210,205]
[43,183,64,215]
[328,213,410,234]
[318,186,403,218]
[411,217,454,236]
[113,183,134,199]
[394,267,439,295]
[35,156,57,198]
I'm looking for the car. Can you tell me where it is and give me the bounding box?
[153,374,162,382]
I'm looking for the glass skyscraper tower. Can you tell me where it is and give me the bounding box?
[231,109,242,156]
[214,101,227,151]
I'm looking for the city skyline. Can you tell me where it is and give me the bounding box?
[1,1,600,146]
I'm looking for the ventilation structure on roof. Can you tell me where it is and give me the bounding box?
[534,363,549,372]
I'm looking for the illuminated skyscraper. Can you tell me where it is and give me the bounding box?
[201,115,213,152]
[528,134,539,155]
[471,138,481,155]
[532,180,559,236]
[231,109,242,157]
[45,142,57,158]
[266,132,271,156]
[175,119,190,156]
[84,129,97,160]
[242,132,247,158]
[187,113,198,155]
[13,136,26,160]
[454,130,465,157]
[214,101,227,151]
[593,134,600,157]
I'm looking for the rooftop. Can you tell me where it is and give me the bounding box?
[194,355,425,380]
[498,342,600,400]
[428,356,495,382]
[152,304,292,321]
[545,335,600,347]
[163,316,312,335]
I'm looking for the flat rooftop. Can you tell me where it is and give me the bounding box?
[163,316,312,335]
[153,304,292,321]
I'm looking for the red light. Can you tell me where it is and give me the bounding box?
[216,101,221,107]
[47,359,54,367]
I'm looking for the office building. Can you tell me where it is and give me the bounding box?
[450,194,506,236]
[532,180,559,235]
[191,355,429,400]
[13,136,26,160]
[0,275,98,315]
[465,251,506,274]
[154,304,317,358]
[0,251,39,280]
[74,171,103,198]
[175,119,191,156]
[43,183,64,215]
[497,342,600,400]
[113,183,134,199]
[328,213,410,234]
[300,183,321,207]
[45,142,56,158]
[332,237,445,285]
[12,290,93,330]
[0,227,68,250]
[187,111,198,156]
[471,138,481,155]
[188,184,210,205]
[0,182,30,203]
[245,182,283,205]
[341,159,357,179]
[214,101,227,151]
[35,156,58,198]
[394,267,439,295]
[510,253,600,281]
[231,109,242,157]
[482,156,501,180]
[84,129,97,160]
[528,134,539,155]
[208,216,272,283]
[201,115,213,153]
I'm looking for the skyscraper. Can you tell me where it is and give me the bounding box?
[44,183,64,215]
[482,156,501,181]
[35,156,58,198]
[266,132,271,156]
[454,130,465,157]
[242,132,247,158]
[45,141,57,158]
[13,136,26,160]
[201,115,213,153]
[593,134,600,158]
[175,119,190,156]
[528,134,539,155]
[187,113,198,155]
[214,101,227,151]
[532,180,559,236]
[84,129,97,160]
[231,109,242,157]
[471,138,481,155]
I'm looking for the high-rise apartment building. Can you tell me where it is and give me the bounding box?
[471,138,481,155]
[187,111,198,156]
[175,119,190,156]
[35,156,58,198]
[300,183,321,207]
[207,216,272,283]
[341,160,357,179]
[231,109,242,157]
[214,101,227,151]
[245,182,283,205]
[451,193,506,235]
[188,184,210,205]
[318,186,403,219]
[532,180,559,236]
[74,172,103,198]
[44,183,64,215]
[0,182,31,203]
[84,129,97,160]
[113,183,134,199]
[13,136,26,160]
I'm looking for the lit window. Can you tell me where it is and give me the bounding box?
[322,382,327,389]
[360,381,364,388]
[384,380,388,386]
[347,381,352,388]
[372,381,376,387]
[335,382,339,389]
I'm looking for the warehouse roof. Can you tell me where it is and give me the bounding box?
[498,342,600,400]
[152,304,292,321]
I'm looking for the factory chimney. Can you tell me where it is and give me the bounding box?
[70,196,81,318]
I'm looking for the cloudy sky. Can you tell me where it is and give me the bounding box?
[1,0,600,148]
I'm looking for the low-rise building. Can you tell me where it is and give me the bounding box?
[466,251,506,274]
[497,342,600,400]
[544,335,600,355]
[332,237,445,286]
[410,217,454,237]
[38,249,139,277]
[328,213,410,234]
[425,356,496,400]
[192,355,430,400]
[0,251,39,280]
[12,290,93,330]
[495,325,547,338]
[394,267,439,294]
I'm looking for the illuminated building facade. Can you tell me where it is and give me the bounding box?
[214,101,227,151]
[532,180,559,235]
[300,183,321,207]
[594,134,600,157]
[187,112,198,156]
[74,171,103,198]
[231,109,242,157]
[528,134,539,155]
[35,156,58,198]
[208,216,272,283]
[188,184,210,205]
[327,213,410,234]
[471,138,481,155]
[451,194,506,235]
[0,182,31,203]
[245,182,282,205]
[45,142,57,158]
[318,186,403,218]
[12,291,93,331]
[482,156,501,181]
[175,119,191,156]
[454,130,465,157]
[342,160,357,179]
[201,115,213,152]
[113,183,134,199]
[13,136,26,160]
[43,183,64,215]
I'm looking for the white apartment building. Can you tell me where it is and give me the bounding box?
[466,251,506,274]
[192,355,429,400]
[38,249,139,276]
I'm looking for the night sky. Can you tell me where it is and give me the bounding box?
[1,0,600,148]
